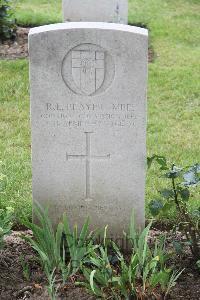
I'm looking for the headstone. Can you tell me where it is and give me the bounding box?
[62,0,128,24]
[29,23,148,242]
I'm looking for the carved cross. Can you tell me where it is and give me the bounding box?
[66,132,110,201]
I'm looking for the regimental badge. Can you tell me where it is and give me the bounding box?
[62,43,115,97]
[72,50,105,96]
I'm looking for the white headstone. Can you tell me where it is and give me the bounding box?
[62,0,128,24]
[29,23,148,241]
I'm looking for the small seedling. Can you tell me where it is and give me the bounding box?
[46,267,60,300]
[20,255,31,281]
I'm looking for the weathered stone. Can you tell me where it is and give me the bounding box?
[29,23,148,241]
[62,0,128,24]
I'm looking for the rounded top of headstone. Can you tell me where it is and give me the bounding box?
[29,22,148,37]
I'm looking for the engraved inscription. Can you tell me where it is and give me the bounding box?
[40,102,136,129]
[62,44,115,96]
[66,132,110,201]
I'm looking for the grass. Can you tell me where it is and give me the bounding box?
[129,0,200,216]
[14,0,62,26]
[0,60,31,220]
[0,0,199,222]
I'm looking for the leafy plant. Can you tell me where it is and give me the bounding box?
[63,214,95,274]
[79,213,182,299]
[164,269,184,300]
[78,226,117,298]
[148,155,200,258]
[22,204,183,298]
[128,211,179,297]
[23,205,96,298]
[0,0,16,41]
[0,206,13,248]
[112,242,138,299]
[46,268,60,300]
[59,242,70,284]
[22,203,63,273]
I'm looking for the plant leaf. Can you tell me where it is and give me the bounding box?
[173,241,183,255]
[160,189,174,199]
[179,188,190,202]
[147,155,168,170]
[90,270,96,293]
[149,200,164,216]
[183,164,200,186]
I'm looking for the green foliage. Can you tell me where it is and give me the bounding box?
[59,243,70,284]
[23,204,95,298]
[22,204,63,273]
[128,212,175,294]
[0,0,16,41]
[22,204,66,299]
[112,244,138,299]
[46,268,59,300]
[78,227,117,298]
[148,156,200,258]
[0,206,13,248]
[78,213,182,299]
[20,255,31,281]
[164,269,184,300]
[23,206,183,299]
[63,214,96,274]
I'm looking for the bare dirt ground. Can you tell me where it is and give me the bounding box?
[0,230,199,300]
[0,27,29,60]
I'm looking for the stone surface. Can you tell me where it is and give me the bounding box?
[62,0,128,24]
[29,22,148,241]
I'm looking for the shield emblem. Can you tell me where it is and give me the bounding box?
[71,50,105,96]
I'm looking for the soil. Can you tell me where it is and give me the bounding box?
[0,230,199,300]
[0,27,29,60]
[0,27,155,62]
[0,231,95,300]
